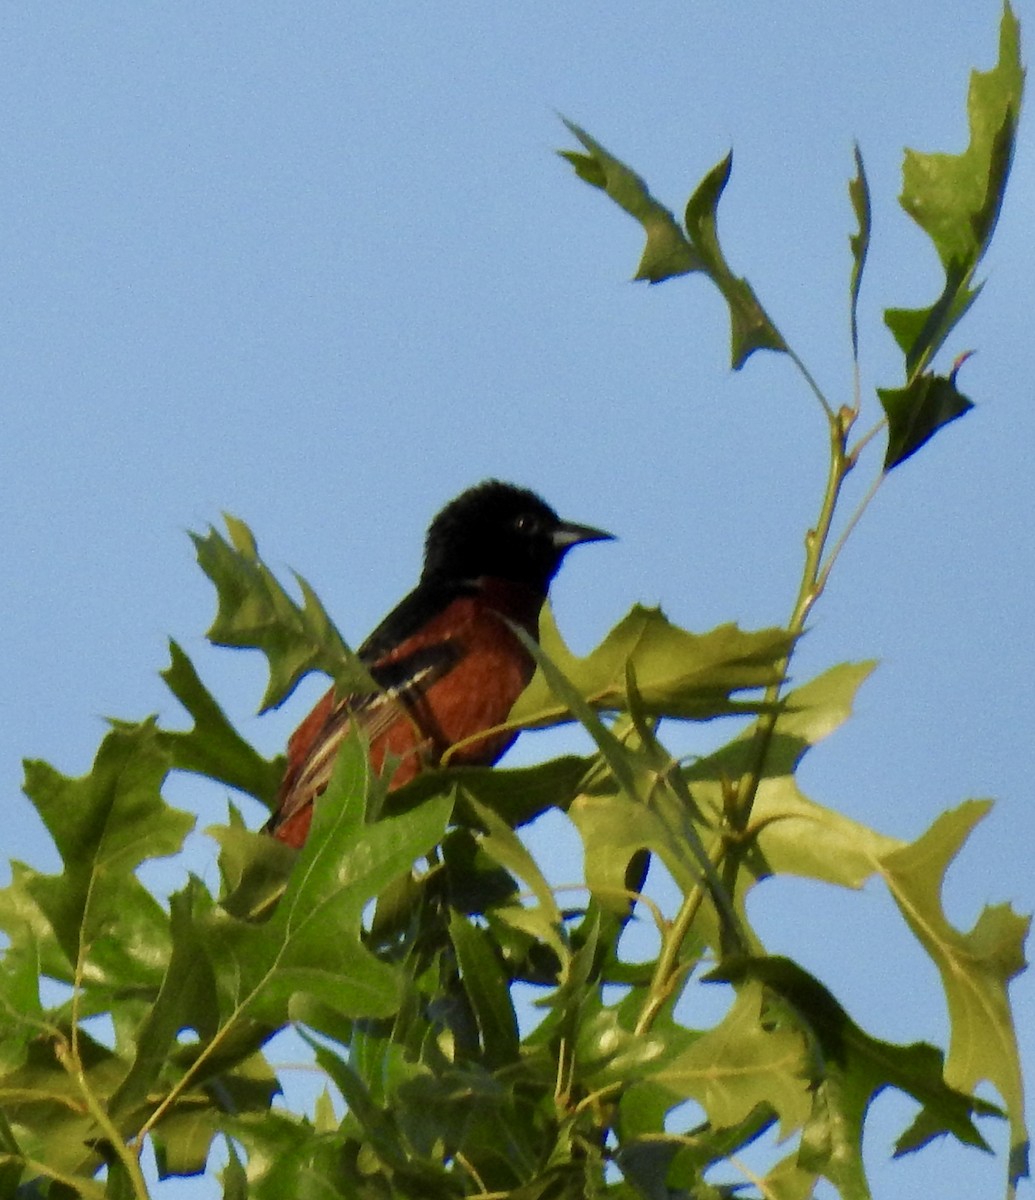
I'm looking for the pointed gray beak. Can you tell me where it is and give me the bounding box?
[551,520,615,549]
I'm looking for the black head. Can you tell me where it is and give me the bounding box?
[421,480,613,597]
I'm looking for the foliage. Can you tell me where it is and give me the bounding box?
[0,7,1027,1199]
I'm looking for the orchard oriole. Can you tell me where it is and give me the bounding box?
[266,480,613,847]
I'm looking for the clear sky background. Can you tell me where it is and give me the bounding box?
[2,3,1032,1197]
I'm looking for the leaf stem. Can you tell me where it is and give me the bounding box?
[54,1038,151,1200]
[731,402,854,840]
[633,877,709,1037]
[785,343,835,420]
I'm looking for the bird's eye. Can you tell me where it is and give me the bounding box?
[514,513,538,535]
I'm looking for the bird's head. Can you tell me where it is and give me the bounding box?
[421,479,613,597]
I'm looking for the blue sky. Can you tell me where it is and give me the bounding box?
[2,3,1032,1196]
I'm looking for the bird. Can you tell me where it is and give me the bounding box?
[265,479,613,848]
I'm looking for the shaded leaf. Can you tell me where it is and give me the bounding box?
[684,153,788,368]
[0,1026,131,1180]
[387,753,592,830]
[107,880,219,1121]
[573,992,697,1093]
[848,143,871,359]
[462,794,568,967]
[159,640,283,805]
[559,119,702,282]
[208,805,296,921]
[192,515,376,712]
[879,364,974,471]
[448,912,520,1068]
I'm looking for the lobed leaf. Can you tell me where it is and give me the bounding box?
[652,982,813,1138]
[158,639,284,805]
[899,3,1022,279]
[683,153,788,368]
[508,604,792,729]
[715,956,998,1197]
[559,119,702,283]
[881,3,1023,462]
[687,663,901,893]
[200,732,453,1026]
[17,722,190,988]
[192,515,375,712]
[560,123,785,367]
[878,800,1030,1189]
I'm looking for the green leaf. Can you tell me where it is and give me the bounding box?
[559,124,784,367]
[107,880,219,1121]
[19,722,190,987]
[900,4,1022,274]
[573,992,697,1093]
[884,3,1023,377]
[715,956,998,1199]
[0,1025,130,1181]
[684,153,788,368]
[652,982,813,1137]
[559,119,703,282]
[848,143,871,360]
[878,801,1030,1189]
[192,515,376,712]
[462,794,568,967]
[386,753,591,830]
[879,363,974,471]
[202,733,453,1025]
[209,806,297,921]
[448,912,520,1068]
[508,605,793,729]
[158,640,284,805]
[0,934,46,1074]
[688,663,902,892]
[570,791,709,937]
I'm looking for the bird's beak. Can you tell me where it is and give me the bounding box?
[551,520,615,549]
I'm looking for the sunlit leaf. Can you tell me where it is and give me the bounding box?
[19,723,190,987]
[559,119,702,282]
[684,153,788,368]
[688,663,901,891]
[878,800,1030,1189]
[715,956,998,1197]
[201,733,452,1025]
[653,983,812,1137]
[901,4,1022,273]
[884,4,1023,378]
[559,124,784,367]
[508,605,792,729]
